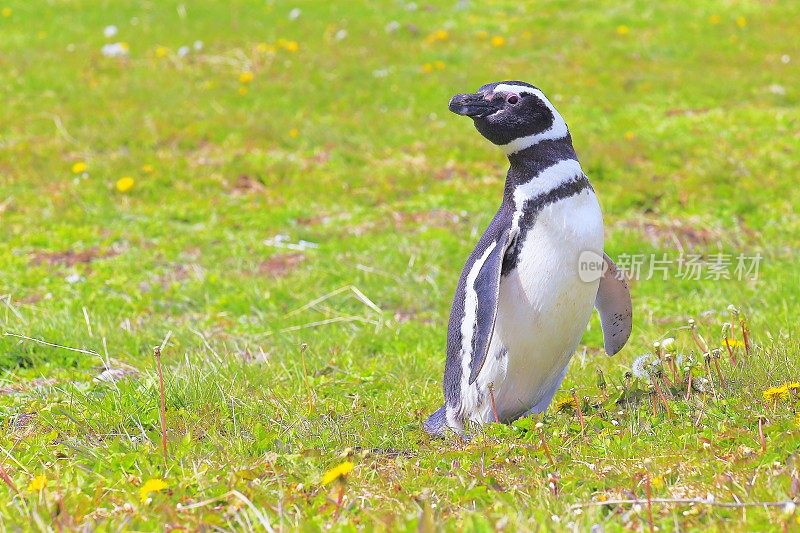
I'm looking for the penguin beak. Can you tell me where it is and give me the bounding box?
[449,92,500,118]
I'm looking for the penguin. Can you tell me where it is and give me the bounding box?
[424,81,632,436]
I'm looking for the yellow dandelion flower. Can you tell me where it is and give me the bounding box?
[27,475,47,492]
[651,475,665,490]
[421,63,434,74]
[490,35,506,47]
[763,385,790,404]
[71,161,88,174]
[116,176,135,193]
[2,7,11,17]
[708,15,721,25]
[238,86,249,96]
[321,462,353,485]
[796,412,800,428]
[141,164,154,174]
[289,128,299,138]
[736,16,747,28]
[433,60,445,70]
[277,39,299,52]
[624,131,635,141]
[476,30,488,40]
[139,478,168,503]
[555,395,577,413]
[723,338,745,349]
[616,25,630,35]
[155,46,169,58]
[239,71,254,84]
[425,29,449,44]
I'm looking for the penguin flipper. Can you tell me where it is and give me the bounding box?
[466,228,513,385]
[595,253,633,355]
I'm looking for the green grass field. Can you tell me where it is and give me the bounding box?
[1,0,799,530]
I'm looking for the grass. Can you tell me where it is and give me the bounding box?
[1,0,799,529]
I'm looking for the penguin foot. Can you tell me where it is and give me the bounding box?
[423,405,448,437]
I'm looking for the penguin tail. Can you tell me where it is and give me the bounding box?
[423,405,448,437]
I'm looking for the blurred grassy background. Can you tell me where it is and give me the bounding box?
[1,0,799,529]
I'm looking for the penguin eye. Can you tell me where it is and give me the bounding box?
[506,94,520,105]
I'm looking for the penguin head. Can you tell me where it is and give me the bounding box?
[449,81,568,154]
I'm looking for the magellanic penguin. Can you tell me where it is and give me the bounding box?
[424,81,633,436]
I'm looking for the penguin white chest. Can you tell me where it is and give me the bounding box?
[490,189,604,420]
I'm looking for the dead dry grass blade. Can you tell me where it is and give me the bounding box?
[0,295,25,323]
[571,497,795,510]
[285,285,382,318]
[3,332,100,358]
[179,490,275,532]
[279,316,379,333]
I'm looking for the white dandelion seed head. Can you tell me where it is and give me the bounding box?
[335,29,348,41]
[193,40,203,51]
[660,337,675,351]
[177,46,190,57]
[104,25,118,38]
[289,8,301,20]
[631,353,654,379]
[694,377,710,392]
[385,21,400,33]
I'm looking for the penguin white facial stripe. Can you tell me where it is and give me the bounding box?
[492,84,569,154]
[492,83,536,96]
